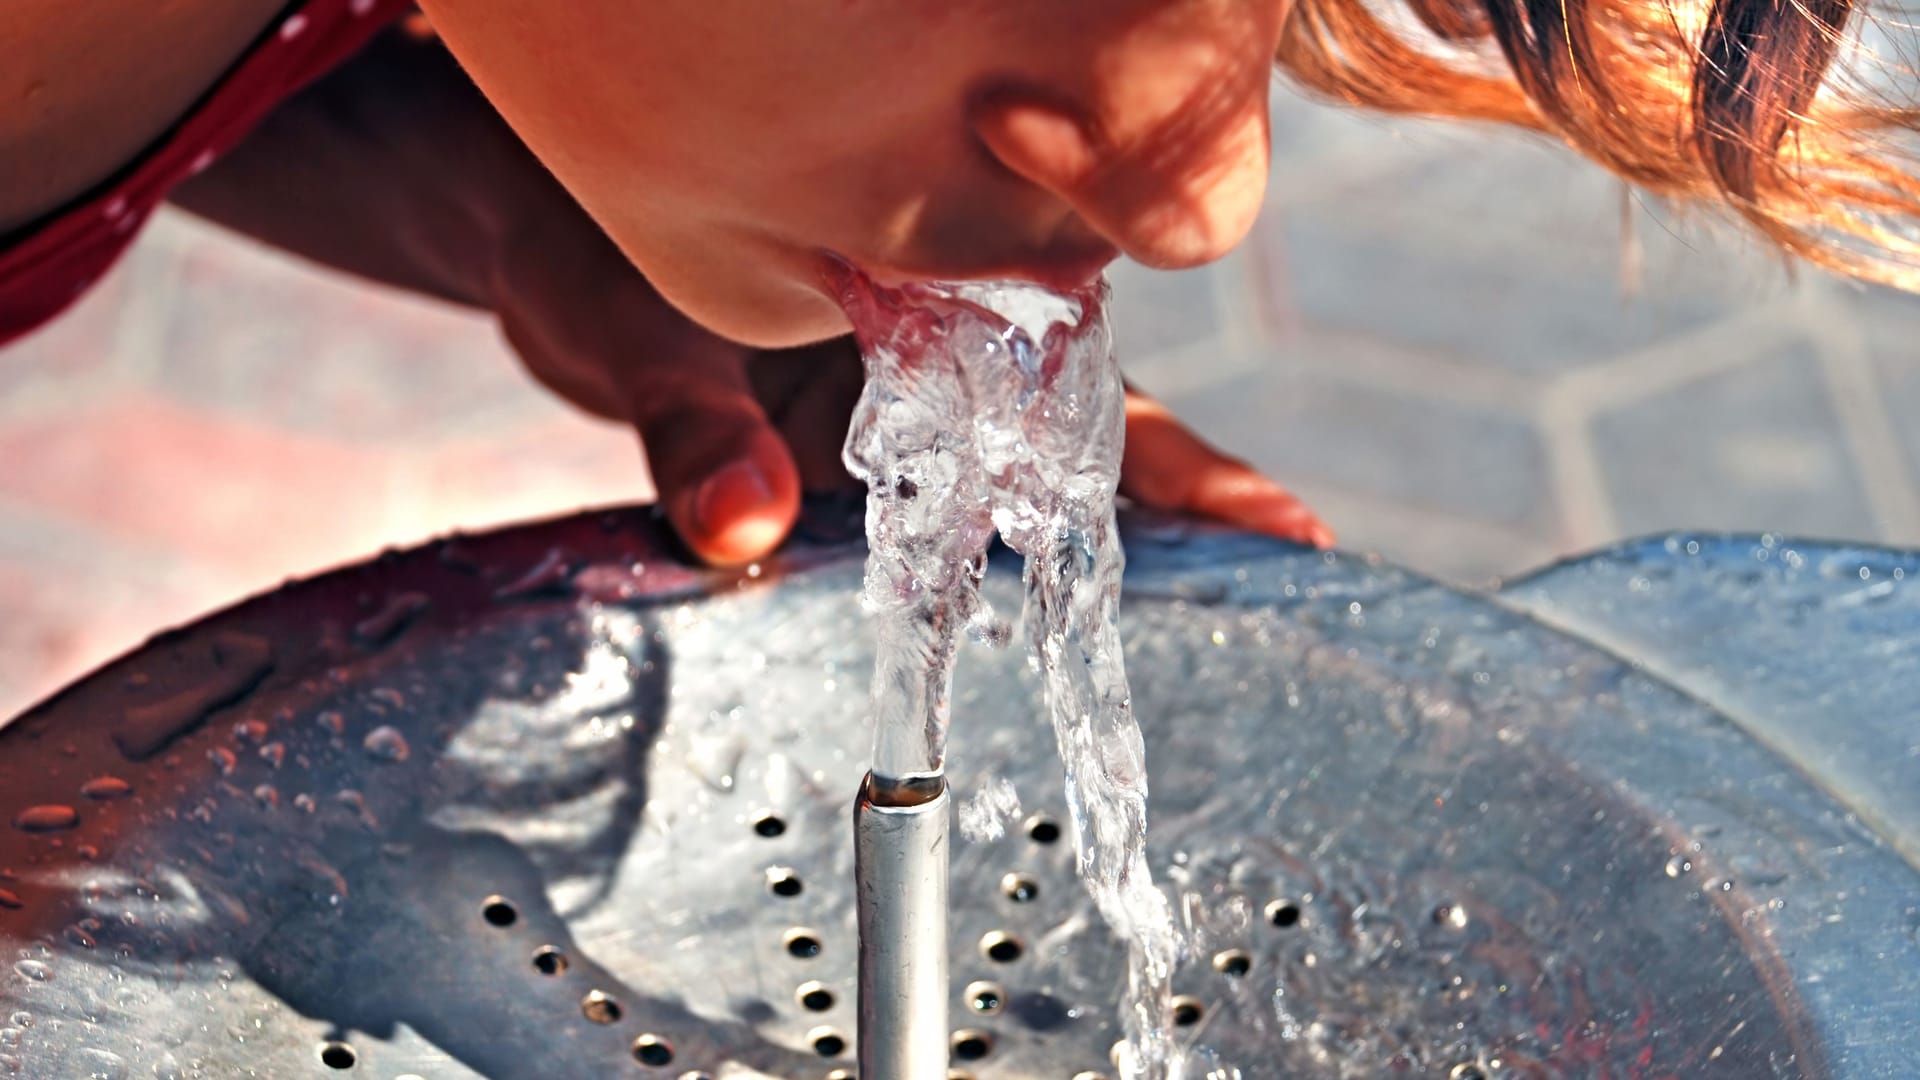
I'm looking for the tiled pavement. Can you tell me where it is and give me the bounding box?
[4,87,1920,717]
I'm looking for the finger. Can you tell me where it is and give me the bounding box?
[754,337,867,494]
[615,338,802,566]
[1120,388,1334,548]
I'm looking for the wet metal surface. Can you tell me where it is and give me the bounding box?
[0,505,1913,1078]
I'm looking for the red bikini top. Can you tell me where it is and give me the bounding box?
[0,0,415,348]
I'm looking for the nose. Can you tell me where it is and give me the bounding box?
[969,19,1275,270]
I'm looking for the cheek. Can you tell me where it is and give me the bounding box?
[420,0,704,208]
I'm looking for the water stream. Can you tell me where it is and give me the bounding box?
[839,272,1191,1078]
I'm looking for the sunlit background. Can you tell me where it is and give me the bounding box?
[5,88,1919,717]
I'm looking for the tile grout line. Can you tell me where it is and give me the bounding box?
[1802,281,1920,540]
[1536,388,1620,546]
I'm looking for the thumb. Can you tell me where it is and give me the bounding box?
[619,345,802,566]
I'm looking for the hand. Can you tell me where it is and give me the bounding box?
[495,240,1333,565]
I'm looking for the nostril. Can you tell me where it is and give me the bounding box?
[970,79,1269,274]
[970,90,1103,196]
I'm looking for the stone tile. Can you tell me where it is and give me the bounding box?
[0,394,400,586]
[1265,89,1495,193]
[1163,338,1556,534]
[146,214,545,444]
[1106,258,1224,365]
[1248,135,1779,377]
[0,506,221,720]
[1590,340,1879,540]
[1266,478,1562,585]
[1845,283,1920,490]
[404,416,653,541]
[0,247,142,406]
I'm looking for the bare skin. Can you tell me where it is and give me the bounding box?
[0,0,288,233]
[1,3,1332,564]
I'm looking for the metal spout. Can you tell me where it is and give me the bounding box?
[855,771,950,1080]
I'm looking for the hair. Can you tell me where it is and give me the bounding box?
[1274,0,1920,286]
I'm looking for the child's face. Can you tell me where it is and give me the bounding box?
[422,0,1284,347]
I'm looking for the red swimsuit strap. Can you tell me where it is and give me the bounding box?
[0,0,416,348]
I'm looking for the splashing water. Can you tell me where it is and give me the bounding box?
[838,271,1189,1078]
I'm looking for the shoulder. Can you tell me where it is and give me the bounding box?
[0,0,290,233]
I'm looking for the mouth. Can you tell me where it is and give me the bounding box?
[842,237,1120,294]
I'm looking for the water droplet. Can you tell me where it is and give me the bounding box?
[336,790,380,829]
[12,960,49,982]
[114,632,274,760]
[354,592,431,648]
[253,784,280,810]
[1665,854,1694,877]
[0,891,21,911]
[316,711,345,735]
[688,735,745,792]
[64,923,96,949]
[79,777,132,801]
[293,793,317,813]
[362,726,410,763]
[207,747,237,776]
[78,1047,127,1080]
[3,1015,23,1029]
[258,743,286,768]
[370,686,406,710]
[11,806,78,834]
[493,547,576,600]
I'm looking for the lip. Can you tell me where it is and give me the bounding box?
[851,239,1121,294]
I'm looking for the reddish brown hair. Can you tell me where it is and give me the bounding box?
[1275,0,1920,284]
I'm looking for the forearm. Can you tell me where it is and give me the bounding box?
[168,16,605,310]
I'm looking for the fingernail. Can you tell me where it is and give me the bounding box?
[694,459,775,538]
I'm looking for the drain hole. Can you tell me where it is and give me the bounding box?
[753,812,787,838]
[1024,815,1061,844]
[532,946,568,976]
[319,1042,356,1069]
[1171,996,1204,1026]
[582,990,623,1024]
[1265,899,1301,928]
[980,931,1024,963]
[808,1027,847,1057]
[632,1035,674,1067]
[482,896,518,927]
[951,1030,993,1061]
[965,981,1004,1015]
[1449,1066,1489,1080]
[797,981,835,1011]
[1000,873,1038,903]
[1212,949,1251,977]
[785,929,823,959]
[768,868,803,897]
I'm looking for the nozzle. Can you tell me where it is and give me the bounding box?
[854,771,950,1080]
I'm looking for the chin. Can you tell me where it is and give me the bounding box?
[643,254,854,351]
